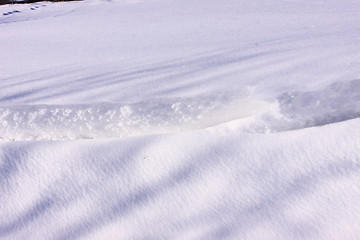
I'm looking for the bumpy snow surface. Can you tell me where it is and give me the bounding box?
[1,0,360,239]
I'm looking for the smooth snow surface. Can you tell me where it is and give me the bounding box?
[1,0,360,239]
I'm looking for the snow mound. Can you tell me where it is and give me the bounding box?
[246,79,360,133]
[0,90,266,141]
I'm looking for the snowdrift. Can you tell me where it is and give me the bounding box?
[1,0,360,239]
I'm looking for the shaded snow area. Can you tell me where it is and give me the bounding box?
[1,0,360,239]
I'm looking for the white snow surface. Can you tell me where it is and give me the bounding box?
[1,0,360,239]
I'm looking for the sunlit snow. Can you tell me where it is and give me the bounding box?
[0,0,360,239]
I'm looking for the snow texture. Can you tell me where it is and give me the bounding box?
[0,0,360,239]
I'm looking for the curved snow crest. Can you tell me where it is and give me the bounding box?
[0,91,266,141]
[2,79,358,141]
[245,79,360,133]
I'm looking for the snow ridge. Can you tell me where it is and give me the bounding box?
[1,79,359,141]
[247,79,360,133]
[0,91,265,141]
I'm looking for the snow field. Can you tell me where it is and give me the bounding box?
[0,0,360,239]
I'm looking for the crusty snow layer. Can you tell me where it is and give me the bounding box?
[1,0,360,239]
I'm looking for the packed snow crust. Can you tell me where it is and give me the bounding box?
[1,0,360,239]
[0,91,266,140]
[1,78,360,141]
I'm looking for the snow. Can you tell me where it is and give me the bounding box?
[0,92,266,140]
[0,0,360,239]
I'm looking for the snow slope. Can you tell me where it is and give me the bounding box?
[0,0,360,239]
[1,119,360,240]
